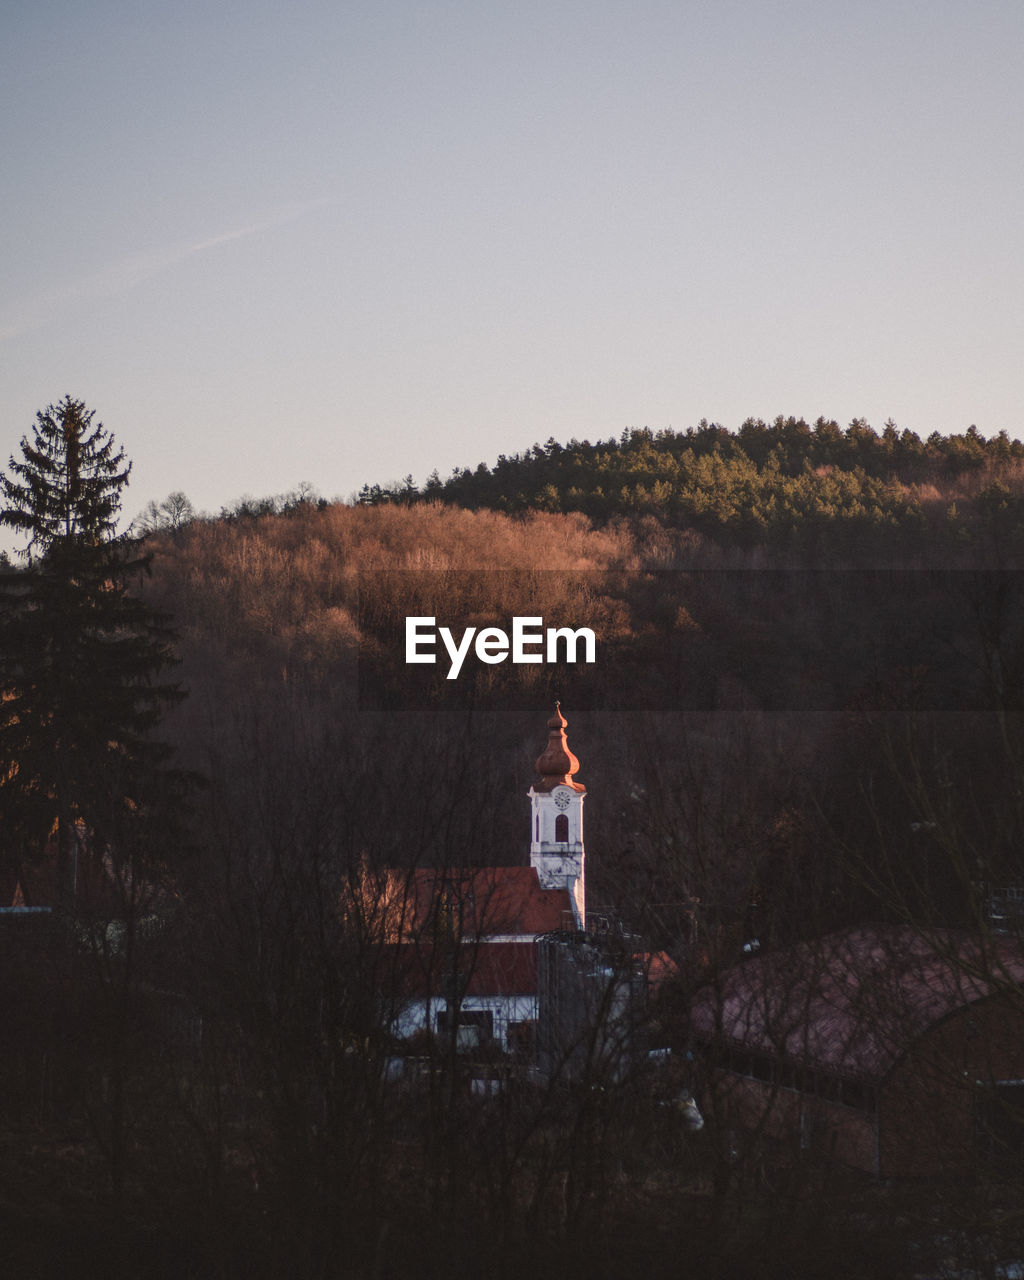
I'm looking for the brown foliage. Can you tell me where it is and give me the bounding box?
[137,503,720,727]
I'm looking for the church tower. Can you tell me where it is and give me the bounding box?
[529,704,586,929]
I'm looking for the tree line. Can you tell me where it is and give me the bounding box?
[357,417,1024,556]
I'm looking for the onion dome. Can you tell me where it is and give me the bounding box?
[534,703,586,793]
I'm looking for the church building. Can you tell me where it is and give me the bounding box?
[379,705,588,1053]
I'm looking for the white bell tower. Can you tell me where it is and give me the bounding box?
[529,704,586,929]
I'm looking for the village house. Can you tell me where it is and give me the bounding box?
[689,923,1024,1177]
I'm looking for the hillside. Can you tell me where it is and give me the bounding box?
[5,431,1024,1277]
[358,417,1024,557]
[141,490,1024,942]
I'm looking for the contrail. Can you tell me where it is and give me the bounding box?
[0,198,337,343]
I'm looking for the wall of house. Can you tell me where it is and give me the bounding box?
[392,994,538,1049]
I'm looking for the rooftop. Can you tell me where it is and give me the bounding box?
[690,924,1024,1083]
[355,864,575,942]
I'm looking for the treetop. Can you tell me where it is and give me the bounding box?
[1,395,131,559]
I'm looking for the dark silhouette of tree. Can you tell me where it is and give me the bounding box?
[0,396,185,900]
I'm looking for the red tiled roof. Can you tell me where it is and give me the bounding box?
[690,925,1024,1083]
[0,858,58,909]
[381,939,539,998]
[644,950,679,993]
[375,865,574,939]
[465,940,538,994]
[368,861,577,1000]
[0,841,173,917]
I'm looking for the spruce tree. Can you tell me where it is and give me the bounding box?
[0,396,185,904]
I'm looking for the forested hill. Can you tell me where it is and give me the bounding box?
[358,417,1024,553]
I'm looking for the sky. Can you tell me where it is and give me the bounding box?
[2,0,1023,530]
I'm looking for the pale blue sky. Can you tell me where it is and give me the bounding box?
[2,0,1022,526]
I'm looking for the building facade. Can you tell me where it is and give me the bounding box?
[379,705,588,1054]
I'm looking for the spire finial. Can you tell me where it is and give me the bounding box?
[535,703,583,791]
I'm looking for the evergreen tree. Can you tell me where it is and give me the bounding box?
[0,396,186,903]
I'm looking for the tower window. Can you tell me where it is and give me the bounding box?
[555,814,569,843]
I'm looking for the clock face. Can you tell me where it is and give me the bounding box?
[553,788,572,810]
